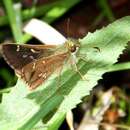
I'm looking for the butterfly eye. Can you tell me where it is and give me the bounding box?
[70,45,76,53]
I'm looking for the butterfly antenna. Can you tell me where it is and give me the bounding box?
[67,18,70,37]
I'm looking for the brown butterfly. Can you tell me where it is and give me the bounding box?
[0,38,80,90]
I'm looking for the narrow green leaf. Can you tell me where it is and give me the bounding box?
[98,0,115,21]
[3,0,23,43]
[0,16,130,130]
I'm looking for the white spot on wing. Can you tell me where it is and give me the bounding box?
[42,61,45,64]
[38,73,43,77]
[30,49,36,53]
[42,73,47,79]
[32,63,36,69]
[29,55,34,59]
[16,45,20,52]
[22,68,24,73]
[22,54,28,58]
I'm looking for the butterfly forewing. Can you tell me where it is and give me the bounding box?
[1,44,57,70]
[1,43,70,90]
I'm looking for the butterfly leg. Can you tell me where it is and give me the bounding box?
[77,52,88,62]
[74,64,86,80]
[56,64,64,87]
[56,57,70,85]
[70,55,86,81]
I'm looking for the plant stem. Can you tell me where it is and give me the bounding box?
[3,0,23,43]
[47,112,66,130]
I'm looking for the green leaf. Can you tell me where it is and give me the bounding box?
[0,16,130,130]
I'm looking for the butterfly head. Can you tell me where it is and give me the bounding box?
[65,38,80,53]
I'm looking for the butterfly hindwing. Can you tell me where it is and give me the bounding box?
[21,52,69,90]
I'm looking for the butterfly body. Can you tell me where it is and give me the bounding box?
[1,38,80,90]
